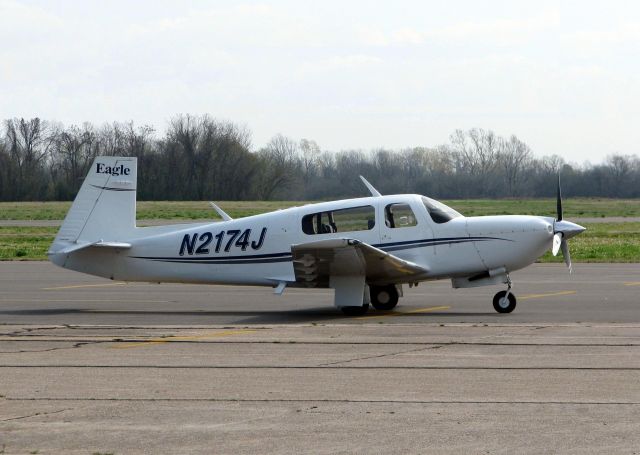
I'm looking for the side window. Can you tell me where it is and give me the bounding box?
[301,205,375,235]
[385,203,417,228]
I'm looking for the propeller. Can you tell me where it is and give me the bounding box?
[551,174,585,273]
[556,173,563,222]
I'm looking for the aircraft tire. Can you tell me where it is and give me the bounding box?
[341,304,370,316]
[493,290,516,313]
[370,285,399,311]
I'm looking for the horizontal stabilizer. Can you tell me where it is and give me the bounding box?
[56,240,132,255]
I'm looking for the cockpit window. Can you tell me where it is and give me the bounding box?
[385,203,418,228]
[302,205,375,235]
[422,197,462,224]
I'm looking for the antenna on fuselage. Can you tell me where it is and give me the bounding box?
[359,176,382,197]
[209,201,233,221]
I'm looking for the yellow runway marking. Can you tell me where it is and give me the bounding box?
[113,329,257,349]
[519,290,577,300]
[404,305,451,314]
[357,305,450,320]
[624,281,640,286]
[43,283,127,290]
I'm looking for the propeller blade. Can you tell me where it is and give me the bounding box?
[560,238,572,274]
[556,174,563,221]
[552,233,562,256]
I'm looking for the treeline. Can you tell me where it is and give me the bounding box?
[0,115,639,201]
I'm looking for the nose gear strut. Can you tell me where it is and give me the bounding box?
[493,273,516,313]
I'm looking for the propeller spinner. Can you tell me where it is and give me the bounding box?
[552,174,586,272]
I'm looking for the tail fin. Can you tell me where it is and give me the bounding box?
[51,156,137,252]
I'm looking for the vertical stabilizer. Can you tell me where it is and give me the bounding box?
[52,157,137,251]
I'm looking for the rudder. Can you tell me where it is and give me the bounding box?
[52,156,137,251]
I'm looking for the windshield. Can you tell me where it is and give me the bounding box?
[422,197,462,224]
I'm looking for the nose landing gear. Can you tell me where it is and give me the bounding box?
[493,276,517,313]
[493,290,516,313]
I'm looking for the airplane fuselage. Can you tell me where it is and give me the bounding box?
[51,194,555,288]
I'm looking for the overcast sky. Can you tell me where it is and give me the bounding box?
[1,0,639,162]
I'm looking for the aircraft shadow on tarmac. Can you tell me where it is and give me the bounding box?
[1,307,348,323]
[0,307,494,324]
[235,309,497,324]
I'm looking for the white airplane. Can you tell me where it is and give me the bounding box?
[49,156,585,316]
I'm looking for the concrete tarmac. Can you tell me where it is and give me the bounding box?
[1,262,640,454]
[0,262,639,325]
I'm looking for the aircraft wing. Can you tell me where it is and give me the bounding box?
[291,238,428,286]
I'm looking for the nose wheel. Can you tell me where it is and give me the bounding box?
[493,275,516,313]
[493,290,516,313]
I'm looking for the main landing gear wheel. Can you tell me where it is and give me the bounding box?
[341,304,370,316]
[370,285,399,311]
[493,290,516,313]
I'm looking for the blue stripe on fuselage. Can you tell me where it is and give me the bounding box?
[130,236,511,265]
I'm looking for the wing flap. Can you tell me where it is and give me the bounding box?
[291,238,428,286]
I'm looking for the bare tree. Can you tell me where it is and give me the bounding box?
[468,128,499,177]
[49,123,99,197]
[447,128,501,195]
[255,134,300,199]
[0,140,10,200]
[497,135,532,196]
[3,118,55,199]
[299,138,321,180]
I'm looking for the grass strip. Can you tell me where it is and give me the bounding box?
[0,226,57,260]
[1,199,640,221]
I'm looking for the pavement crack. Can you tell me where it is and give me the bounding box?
[0,341,98,354]
[0,408,69,422]
[317,345,443,366]
[1,327,64,337]
[2,339,639,347]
